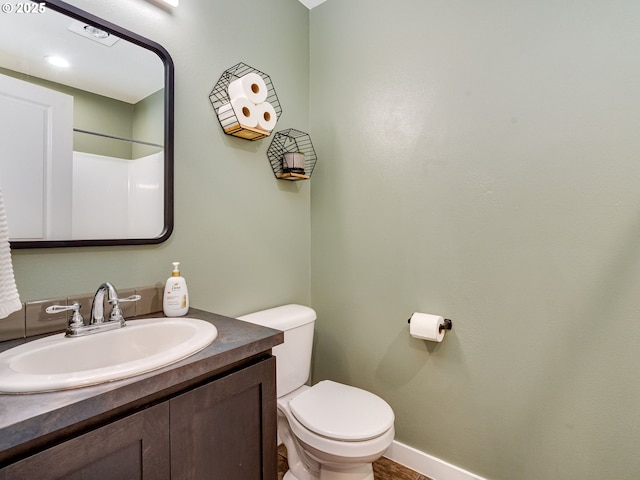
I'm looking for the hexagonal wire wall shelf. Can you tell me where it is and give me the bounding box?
[209,62,282,141]
[266,129,317,181]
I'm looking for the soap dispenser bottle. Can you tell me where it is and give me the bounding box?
[163,262,189,317]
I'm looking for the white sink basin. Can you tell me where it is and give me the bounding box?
[0,317,218,393]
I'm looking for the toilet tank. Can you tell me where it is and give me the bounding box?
[238,304,316,397]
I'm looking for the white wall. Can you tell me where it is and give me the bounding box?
[72,151,163,239]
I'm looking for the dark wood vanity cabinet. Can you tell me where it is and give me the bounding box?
[0,403,170,480]
[0,357,277,480]
[170,357,278,479]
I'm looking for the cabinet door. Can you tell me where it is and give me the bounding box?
[0,402,170,480]
[170,357,277,480]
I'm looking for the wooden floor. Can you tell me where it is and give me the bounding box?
[277,445,432,480]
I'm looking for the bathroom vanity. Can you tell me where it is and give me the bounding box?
[0,309,283,479]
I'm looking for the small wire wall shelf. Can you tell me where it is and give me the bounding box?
[266,129,317,181]
[209,62,282,141]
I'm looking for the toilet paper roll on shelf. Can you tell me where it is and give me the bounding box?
[217,103,236,128]
[255,102,278,131]
[228,72,268,104]
[219,97,259,129]
[408,312,452,342]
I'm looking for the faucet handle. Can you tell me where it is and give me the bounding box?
[46,303,84,332]
[108,295,141,323]
[111,294,142,304]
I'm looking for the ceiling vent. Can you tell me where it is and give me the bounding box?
[67,20,119,47]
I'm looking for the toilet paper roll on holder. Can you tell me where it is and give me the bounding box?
[407,315,453,333]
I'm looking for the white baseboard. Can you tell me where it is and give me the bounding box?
[384,441,486,480]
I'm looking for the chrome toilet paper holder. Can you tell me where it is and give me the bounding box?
[407,315,453,333]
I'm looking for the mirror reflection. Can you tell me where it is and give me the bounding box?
[0,0,173,247]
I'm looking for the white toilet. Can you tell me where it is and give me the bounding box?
[238,304,395,480]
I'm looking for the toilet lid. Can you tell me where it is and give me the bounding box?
[289,380,394,441]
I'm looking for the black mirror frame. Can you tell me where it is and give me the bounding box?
[10,0,174,249]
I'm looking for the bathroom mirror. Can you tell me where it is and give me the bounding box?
[0,0,174,248]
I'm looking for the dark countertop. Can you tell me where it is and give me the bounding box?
[0,308,283,465]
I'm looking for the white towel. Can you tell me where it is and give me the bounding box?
[0,188,21,319]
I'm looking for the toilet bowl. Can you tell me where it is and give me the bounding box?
[279,382,395,480]
[238,305,395,480]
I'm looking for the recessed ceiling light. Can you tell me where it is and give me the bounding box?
[44,56,70,68]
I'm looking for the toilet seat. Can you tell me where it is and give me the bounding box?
[278,392,395,461]
[289,380,394,442]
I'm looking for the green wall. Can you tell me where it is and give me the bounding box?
[11,0,640,479]
[11,0,311,315]
[309,1,640,479]
[132,89,164,159]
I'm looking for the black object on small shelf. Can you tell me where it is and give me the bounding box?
[266,129,318,181]
[209,62,282,141]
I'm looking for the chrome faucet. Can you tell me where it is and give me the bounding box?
[46,282,140,337]
[91,282,121,325]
